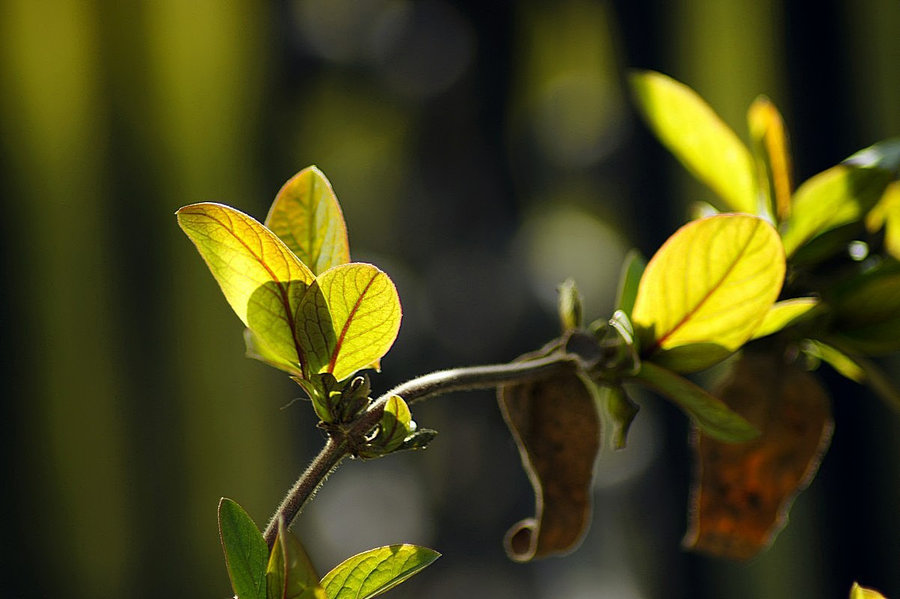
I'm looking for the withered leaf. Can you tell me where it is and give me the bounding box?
[498,368,600,562]
[684,350,833,560]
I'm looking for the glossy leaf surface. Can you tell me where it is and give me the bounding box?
[748,96,793,222]
[634,362,759,442]
[219,498,268,599]
[177,203,315,369]
[266,520,326,599]
[630,70,757,213]
[317,263,402,381]
[498,368,600,561]
[321,545,440,599]
[684,352,832,560]
[632,214,784,372]
[265,166,350,276]
[750,298,819,340]
[780,164,892,256]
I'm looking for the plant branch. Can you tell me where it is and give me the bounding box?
[264,351,577,548]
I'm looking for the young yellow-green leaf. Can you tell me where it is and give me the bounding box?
[244,328,304,377]
[317,263,402,381]
[750,298,820,340]
[321,545,440,599]
[780,164,893,256]
[850,582,888,599]
[265,166,351,276]
[866,180,900,260]
[219,498,269,599]
[630,70,758,214]
[748,96,793,222]
[632,361,759,442]
[632,214,785,373]
[557,278,583,332]
[177,203,316,370]
[266,520,326,599]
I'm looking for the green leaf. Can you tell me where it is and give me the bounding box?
[867,180,900,260]
[632,361,759,442]
[631,214,785,372]
[266,520,326,599]
[218,498,268,599]
[177,203,315,371]
[750,298,820,340]
[629,70,758,213]
[747,96,793,222]
[830,271,900,354]
[244,328,304,377]
[844,137,900,173]
[614,250,647,317]
[317,263,402,381]
[780,164,893,257]
[850,582,888,599]
[265,166,351,276]
[557,278,583,332]
[321,545,440,599]
[591,382,639,451]
[357,395,416,458]
[807,341,900,414]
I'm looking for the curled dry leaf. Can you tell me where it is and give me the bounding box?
[684,350,833,560]
[498,367,600,562]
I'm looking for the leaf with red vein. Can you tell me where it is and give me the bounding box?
[177,202,315,371]
[316,263,402,381]
[631,214,785,373]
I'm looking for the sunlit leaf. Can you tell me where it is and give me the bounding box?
[866,180,900,260]
[632,214,785,372]
[317,263,402,381]
[614,250,646,317]
[830,271,900,354]
[357,395,416,458]
[630,70,758,213]
[802,340,865,383]
[498,368,600,561]
[748,96,793,222]
[780,164,893,257]
[750,298,819,340]
[177,203,315,370]
[320,545,440,599]
[684,351,832,560]
[266,520,326,599]
[218,498,268,599]
[851,582,889,599]
[244,328,304,377]
[633,361,759,442]
[265,166,351,276]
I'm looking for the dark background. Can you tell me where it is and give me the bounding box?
[1,1,898,597]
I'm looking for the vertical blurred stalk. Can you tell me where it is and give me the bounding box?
[0,1,133,596]
[670,2,825,598]
[141,0,286,590]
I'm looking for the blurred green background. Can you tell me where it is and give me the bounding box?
[1,1,898,597]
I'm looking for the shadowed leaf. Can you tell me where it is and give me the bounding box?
[615,250,647,317]
[633,362,759,442]
[317,263,402,381]
[321,545,440,599]
[219,498,268,599]
[265,166,350,276]
[829,271,900,354]
[266,520,326,599]
[748,96,793,222]
[593,382,639,450]
[630,70,757,213]
[632,214,785,372]
[684,351,833,560]
[498,368,600,561]
[177,203,315,371]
